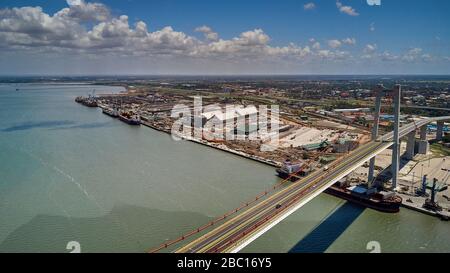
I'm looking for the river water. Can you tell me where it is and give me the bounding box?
[0,84,448,253]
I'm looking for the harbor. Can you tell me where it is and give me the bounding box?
[74,87,450,223]
[1,83,449,253]
[1,0,450,255]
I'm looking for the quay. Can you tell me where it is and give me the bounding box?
[140,120,281,168]
[398,193,450,221]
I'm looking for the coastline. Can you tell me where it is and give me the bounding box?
[139,119,282,168]
[95,102,449,221]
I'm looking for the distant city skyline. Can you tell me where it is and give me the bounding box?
[0,0,449,75]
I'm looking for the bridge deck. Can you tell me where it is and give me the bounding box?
[174,117,450,253]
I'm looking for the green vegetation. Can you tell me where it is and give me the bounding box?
[323,99,374,111]
[431,143,450,157]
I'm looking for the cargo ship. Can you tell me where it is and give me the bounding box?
[119,112,141,125]
[102,107,119,118]
[75,96,97,107]
[276,160,307,180]
[324,183,402,213]
[276,161,401,213]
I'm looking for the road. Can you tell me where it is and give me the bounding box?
[176,141,391,253]
[175,117,450,253]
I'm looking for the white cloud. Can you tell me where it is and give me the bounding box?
[342,37,356,45]
[327,38,355,49]
[402,48,423,62]
[67,0,83,6]
[0,1,362,64]
[374,48,432,63]
[421,54,433,62]
[0,1,444,74]
[380,51,399,61]
[195,25,219,41]
[360,44,377,59]
[304,3,316,10]
[336,1,359,16]
[328,39,342,49]
[62,0,110,22]
[312,42,321,50]
[238,29,271,45]
[364,44,377,54]
[0,3,316,62]
[316,49,351,61]
[370,23,375,32]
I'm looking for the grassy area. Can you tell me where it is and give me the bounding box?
[431,143,450,157]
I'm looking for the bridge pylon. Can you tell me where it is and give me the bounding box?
[391,84,402,190]
[368,84,384,188]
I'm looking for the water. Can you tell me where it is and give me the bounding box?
[0,84,448,253]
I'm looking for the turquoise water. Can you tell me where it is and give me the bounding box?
[0,84,448,253]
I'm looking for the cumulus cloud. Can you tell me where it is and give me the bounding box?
[195,25,218,41]
[326,38,356,49]
[336,1,359,16]
[342,37,356,45]
[379,51,399,61]
[0,0,441,73]
[361,44,377,59]
[0,6,84,44]
[317,49,350,61]
[364,44,377,54]
[0,5,198,56]
[62,0,110,22]
[312,42,321,50]
[328,39,342,49]
[303,3,316,10]
[362,47,434,63]
[402,48,423,62]
[421,54,433,62]
[0,3,318,63]
[399,48,433,63]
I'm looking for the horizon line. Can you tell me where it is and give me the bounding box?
[1,73,450,78]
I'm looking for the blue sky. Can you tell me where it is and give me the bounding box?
[0,0,449,75]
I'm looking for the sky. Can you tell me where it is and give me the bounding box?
[0,0,449,75]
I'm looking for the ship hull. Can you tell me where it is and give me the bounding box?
[119,115,140,125]
[102,109,118,118]
[83,103,98,107]
[276,170,298,182]
[324,186,401,213]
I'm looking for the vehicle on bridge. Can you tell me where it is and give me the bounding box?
[276,160,402,213]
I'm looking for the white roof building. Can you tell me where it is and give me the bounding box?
[202,106,259,123]
[235,106,258,117]
[202,110,237,122]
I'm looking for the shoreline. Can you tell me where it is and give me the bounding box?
[397,193,450,221]
[96,103,281,168]
[96,104,449,221]
[139,118,450,221]
[139,119,281,168]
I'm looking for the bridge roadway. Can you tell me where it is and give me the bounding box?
[176,117,450,253]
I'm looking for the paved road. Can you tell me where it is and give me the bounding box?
[176,117,450,253]
[176,141,389,253]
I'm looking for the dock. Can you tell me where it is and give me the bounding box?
[139,120,281,168]
[398,193,450,221]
